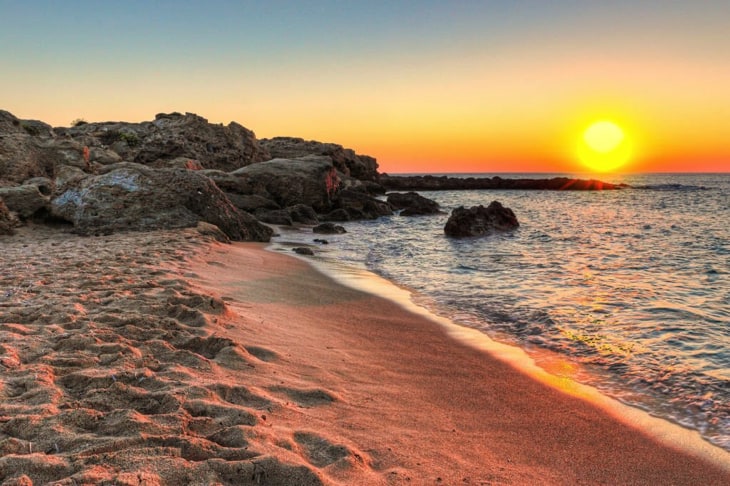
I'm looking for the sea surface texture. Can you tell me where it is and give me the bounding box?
[279,173,729,451]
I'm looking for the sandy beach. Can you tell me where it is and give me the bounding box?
[1,226,729,485]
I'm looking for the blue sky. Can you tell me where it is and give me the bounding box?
[2,1,729,172]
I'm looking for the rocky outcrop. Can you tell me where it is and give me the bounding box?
[386,192,441,216]
[57,112,270,172]
[0,110,62,184]
[381,174,626,191]
[51,163,272,241]
[444,201,519,237]
[231,155,340,213]
[260,137,379,181]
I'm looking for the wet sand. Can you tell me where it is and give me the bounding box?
[1,226,728,485]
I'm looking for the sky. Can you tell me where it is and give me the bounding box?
[1,0,728,174]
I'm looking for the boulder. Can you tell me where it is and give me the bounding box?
[0,183,51,219]
[254,209,293,226]
[313,223,346,234]
[50,162,272,241]
[225,193,280,213]
[444,201,519,238]
[231,155,340,213]
[319,208,350,222]
[387,192,441,216]
[287,204,319,225]
[260,137,379,181]
[329,189,392,220]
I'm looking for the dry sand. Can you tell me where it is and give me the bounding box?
[1,226,728,485]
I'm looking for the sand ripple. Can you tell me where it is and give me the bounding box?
[0,226,326,485]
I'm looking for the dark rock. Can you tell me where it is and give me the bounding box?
[313,238,329,244]
[255,209,293,226]
[225,193,280,213]
[50,162,272,241]
[293,247,314,256]
[0,197,18,235]
[260,137,379,181]
[380,174,626,191]
[231,155,340,213]
[0,183,51,218]
[330,189,392,220]
[387,191,441,216]
[313,223,346,234]
[444,201,519,238]
[287,204,319,225]
[319,208,350,222]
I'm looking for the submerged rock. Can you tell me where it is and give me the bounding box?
[313,223,346,234]
[444,201,519,237]
[386,191,441,216]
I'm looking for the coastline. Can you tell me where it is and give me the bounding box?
[296,249,730,466]
[1,226,728,485]
[188,240,730,484]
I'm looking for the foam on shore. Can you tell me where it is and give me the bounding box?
[289,247,730,473]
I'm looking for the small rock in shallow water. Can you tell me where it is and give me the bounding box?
[293,247,314,255]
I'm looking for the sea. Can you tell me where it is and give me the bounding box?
[273,173,729,452]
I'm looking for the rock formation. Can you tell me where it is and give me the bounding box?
[51,163,272,241]
[386,192,441,216]
[0,110,66,184]
[444,201,519,237]
[260,137,379,181]
[230,155,340,214]
[57,112,270,172]
[2,109,624,242]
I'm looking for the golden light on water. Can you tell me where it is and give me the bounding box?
[577,120,633,173]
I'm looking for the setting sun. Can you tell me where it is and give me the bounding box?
[577,120,632,173]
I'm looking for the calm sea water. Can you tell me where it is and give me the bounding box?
[275,173,729,451]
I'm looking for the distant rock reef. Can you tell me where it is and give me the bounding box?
[0,109,621,242]
[380,174,626,191]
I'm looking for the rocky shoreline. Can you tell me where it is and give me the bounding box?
[379,173,627,191]
[2,110,620,241]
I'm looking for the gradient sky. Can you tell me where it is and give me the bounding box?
[2,1,728,173]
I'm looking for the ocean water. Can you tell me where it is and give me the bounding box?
[274,173,729,451]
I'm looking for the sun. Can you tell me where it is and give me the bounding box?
[577,120,632,173]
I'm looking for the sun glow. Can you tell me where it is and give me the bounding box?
[577,120,632,173]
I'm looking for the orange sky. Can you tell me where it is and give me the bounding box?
[1,2,728,174]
